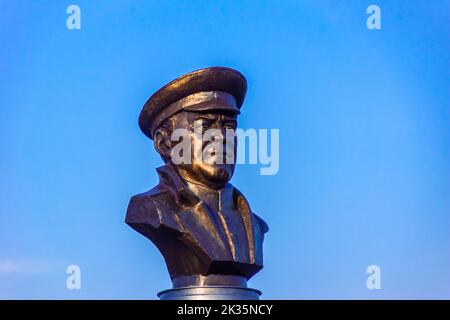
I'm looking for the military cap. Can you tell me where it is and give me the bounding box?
[139,67,247,139]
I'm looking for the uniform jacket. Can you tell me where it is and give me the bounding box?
[126,164,268,280]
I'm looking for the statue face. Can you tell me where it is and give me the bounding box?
[165,110,238,189]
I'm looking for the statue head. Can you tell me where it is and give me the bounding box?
[138,67,247,190]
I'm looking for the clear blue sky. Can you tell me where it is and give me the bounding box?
[1,1,449,299]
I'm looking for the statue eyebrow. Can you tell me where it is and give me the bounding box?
[221,119,237,125]
[195,115,218,121]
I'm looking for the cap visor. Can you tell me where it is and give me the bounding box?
[183,101,240,114]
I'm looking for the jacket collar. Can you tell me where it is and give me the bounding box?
[156,163,235,211]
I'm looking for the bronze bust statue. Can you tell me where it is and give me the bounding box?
[126,67,268,292]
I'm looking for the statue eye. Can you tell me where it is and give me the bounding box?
[224,122,236,130]
[201,122,212,130]
[194,119,212,130]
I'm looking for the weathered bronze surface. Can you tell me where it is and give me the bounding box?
[126,67,268,289]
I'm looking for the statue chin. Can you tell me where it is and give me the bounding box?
[192,163,235,189]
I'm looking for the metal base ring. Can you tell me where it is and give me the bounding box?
[157,286,262,300]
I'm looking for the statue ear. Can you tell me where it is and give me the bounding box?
[154,128,172,160]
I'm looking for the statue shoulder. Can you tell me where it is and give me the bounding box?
[253,213,269,234]
[125,185,170,228]
[232,186,269,234]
